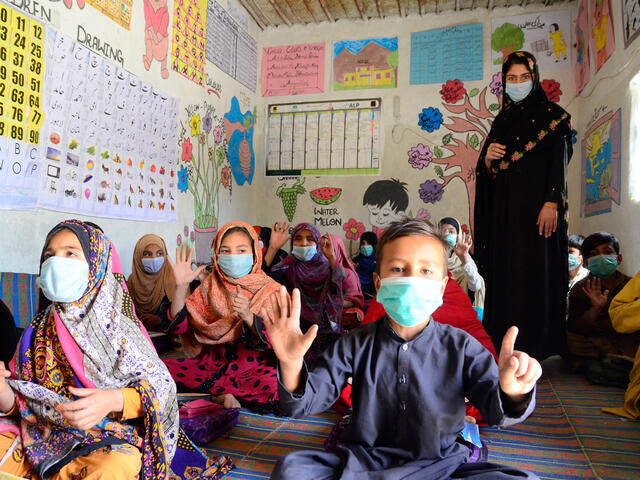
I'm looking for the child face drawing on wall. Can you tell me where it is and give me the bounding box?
[362,179,409,236]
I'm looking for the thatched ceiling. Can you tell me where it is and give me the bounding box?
[236,0,569,29]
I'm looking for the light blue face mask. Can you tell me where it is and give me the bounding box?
[360,245,374,257]
[568,253,581,271]
[292,244,317,262]
[505,80,533,102]
[587,254,619,278]
[39,256,89,303]
[142,256,165,274]
[217,253,254,278]
[445,233,458,247]
[377,276,444,327]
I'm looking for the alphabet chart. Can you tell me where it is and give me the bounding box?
[0,1,45,210]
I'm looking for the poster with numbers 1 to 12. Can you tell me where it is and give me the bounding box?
[0,2,45,210]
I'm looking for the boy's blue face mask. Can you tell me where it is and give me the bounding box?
[377,276,444,327]
[445,233,457,247]
[505,80,533,102]
[587,254,618,278]
[568,254,581,271]
[360,245,374,257]
[142,256,165,274]
[292,245,317,262]
[38,256,89,303]
[217,253,254,279]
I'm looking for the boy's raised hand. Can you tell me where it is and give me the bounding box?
[498,327,541,398]
[582,277,609,310]
[262,286,317,365]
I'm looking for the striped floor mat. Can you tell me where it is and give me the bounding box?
[203,369,640,479]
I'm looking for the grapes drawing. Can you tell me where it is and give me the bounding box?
[276,177,306,222]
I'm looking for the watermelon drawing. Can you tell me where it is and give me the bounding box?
[310,187,342,205]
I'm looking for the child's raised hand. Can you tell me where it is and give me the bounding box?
[270,221,290,250]
[582,277,609,310]
[261,286,317,365]
[0,361,11,393]
[319,233,336,267]
[453,232,472,259]
[498,327,541,398]
[167,245,206,287]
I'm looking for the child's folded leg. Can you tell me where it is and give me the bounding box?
[271,450,341,480]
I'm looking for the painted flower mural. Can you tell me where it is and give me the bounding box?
[415,208,431,222]
[541,79,562,103]
[419,180,444,204]
[224,96,256,186]
[407,144,433,169]
[489,72,503,97]
[418,107,444,132]
[181,138,193,162]
[439,79,466,103]
[343,218,365,257]
[177,165,189,192]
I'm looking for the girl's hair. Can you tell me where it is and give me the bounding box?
[375,218,450,278]
[360,231,378,248]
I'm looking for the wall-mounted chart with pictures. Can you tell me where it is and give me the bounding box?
[39,30,180,222]
[0,1,45,210]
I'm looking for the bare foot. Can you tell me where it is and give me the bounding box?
[213,393,241,409]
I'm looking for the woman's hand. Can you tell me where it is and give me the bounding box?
[167,245,206,287]
[536,203,558,238]
[0,361,15,413]
[484,143,506,169]
[58,387,124,431]
[270,222,290,250]
[232,289,253,327]
[320,233,336,268]
[582,277,610,310]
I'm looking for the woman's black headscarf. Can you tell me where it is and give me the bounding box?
[478,51,572,175]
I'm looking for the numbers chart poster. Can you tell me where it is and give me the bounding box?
[0,2,45,210]
[39,31,179,222]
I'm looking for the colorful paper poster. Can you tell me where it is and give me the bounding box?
[333,37,397,91]
[410,24,483,85]
[581,109,622,217]
[261,42,325,97]
[0,3,45,210]
[622,0,640,47]
[86,0,134,30]
[39,30,179,222]
[589,0,615,71]
[575,0,591,94]
[491,12,571,70]
[171,0,206,86]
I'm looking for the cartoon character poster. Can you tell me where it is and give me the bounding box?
[171,0,206,86]
[362,178,408,238]
[589,0,616,71]
[581,109,622,217]
[575,0,591,94]
[491,11,571,70]
[332,37,398,91]
[143,0,170,79]
[621,0,640,48]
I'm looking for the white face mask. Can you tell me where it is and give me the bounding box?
[142,256,165,274]
[505,80,533,102]
[292,245,317,262]
[38,256,89,303]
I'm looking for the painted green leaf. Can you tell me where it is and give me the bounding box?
[442,133,452,145]
[489,103,500,111]
[101,151,110,159]
[469,88,479,97]
[86,146,96,155]
[433,146,443,159]
[470,134,479,149]
[434,165,444,177]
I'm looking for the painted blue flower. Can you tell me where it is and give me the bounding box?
[418,107,443,132]
[571,128,578,144]
[178,165,189,192]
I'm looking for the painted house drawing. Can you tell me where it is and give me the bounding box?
[333,37,398,90]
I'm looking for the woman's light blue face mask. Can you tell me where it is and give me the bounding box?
[505,80,533,102]
[292,244,317,262]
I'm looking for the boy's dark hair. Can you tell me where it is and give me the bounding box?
[360,231,378,248]
[375,218,450,278]
[581,232,620,258]
[568,234,585,251]
[362,179,409,213]
[439,217,460,234]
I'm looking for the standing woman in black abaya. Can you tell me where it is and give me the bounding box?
[474,51,572,359]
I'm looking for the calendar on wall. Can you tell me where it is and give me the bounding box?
[266,98,381,176]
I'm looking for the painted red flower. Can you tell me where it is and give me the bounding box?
[221,165,230,188]
[439,79,466,103]
[541,79,562,103]
[181,138,193,162]
[343,218,365,241]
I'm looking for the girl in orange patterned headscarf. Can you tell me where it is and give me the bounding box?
[160,221,283,412]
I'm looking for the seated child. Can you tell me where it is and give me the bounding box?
[0,220,230,479]
[271,223,356,355]
[352,231,377,299]
[127,234,176,330]
[161,221,282,413]
[568,234,589,290]
[439,217,485,315]
[602,269,640,419]
[567,232,639,383]
[0,300,19,365]
[254,221,290,275]
[265,218,540,479]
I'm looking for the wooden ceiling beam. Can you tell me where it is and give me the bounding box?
[353,0,367,20]
[373,0,384,18]
[302,0,320,23]
[235,0,270,29]
[283,0,304,23]
[268,0,293,26]
[317,0,335,21]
